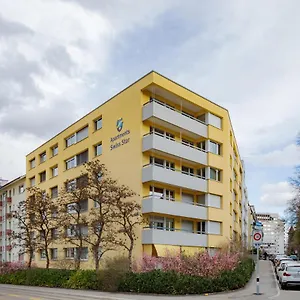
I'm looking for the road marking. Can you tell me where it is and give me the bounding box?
[269,261,281,299]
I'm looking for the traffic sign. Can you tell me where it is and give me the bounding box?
[253,243,261,249]
[253,230,263,243]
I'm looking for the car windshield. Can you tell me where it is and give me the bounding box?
[287,266,300,272]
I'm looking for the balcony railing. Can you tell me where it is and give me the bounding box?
[144,226,206,235]
[146,98,207,125]
[6,229,12,235]
[6,197,12,203]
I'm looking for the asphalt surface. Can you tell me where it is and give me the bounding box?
[0,261,299,299]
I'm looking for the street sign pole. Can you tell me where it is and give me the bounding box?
[253,230,262,295]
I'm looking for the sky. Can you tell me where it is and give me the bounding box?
[0,0,299,216]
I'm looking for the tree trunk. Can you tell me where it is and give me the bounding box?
[94,248,100,271]
[128,241,134,271]
[27,251,33,269]
[45,249,50,269]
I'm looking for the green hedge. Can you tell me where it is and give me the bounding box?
[0,258,254,295]
[118,258,255,295]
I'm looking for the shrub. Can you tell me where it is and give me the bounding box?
[118,258,254,295]
[133,250,240,277]
[64,270,101,290]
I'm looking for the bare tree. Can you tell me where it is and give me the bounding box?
[57,175,89,270]
[26,187,57,269]
[12,200,36,268]
[113,185,142,270]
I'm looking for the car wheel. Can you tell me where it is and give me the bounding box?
[280,283,286,290]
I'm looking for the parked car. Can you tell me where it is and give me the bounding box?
[277,261,298,280]
[289,255,298,261]
[278,263,300,289]
[275,256,290,268]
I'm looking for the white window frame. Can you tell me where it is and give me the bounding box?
[209,141,221,155]
[52,166,58,177]
[40,152,46,163]
[182,166,194,176]
[52,145,58,156]
[95,117,102,130]
[30,158,36,169]
[95,143,102,156]
[210,168,221,182]
[66,157,76,170]
[30,177,35,187]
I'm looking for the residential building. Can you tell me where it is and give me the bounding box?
[256,212,285,255]
[25,71,249,268]
[0,175,26,262]
[0,178,8,187]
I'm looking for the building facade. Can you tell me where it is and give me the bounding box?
[256,213,285,255]
[25,71,248,268]
[0,176,26,262]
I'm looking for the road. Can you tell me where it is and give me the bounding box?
[0,261,299,300]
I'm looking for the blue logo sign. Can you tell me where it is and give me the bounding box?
[116,118,123,132]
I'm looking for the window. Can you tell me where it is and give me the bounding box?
[182,139,194,147]
[50,186,58,199]
[182,166,194,176]
[209,113,222,129]
[65,248,75,259]
[52,145,58,156]
[40,152,46,163]
[197,168,206,178]
[76,126,88,142]
[197,221,206,233]
[40,250,46,260]
[66,179,76,192]
[197,114,206,123]
[52,166,58,177]
[50,248,58,260]
[66,126,89,147]
[166,132,175,140]
[30,177,35,187]
[182,220,194,232]
[66,134,76,147]
[149,186,174,200]
[51,228,59,239]
[80,247,88,260]
[66,150,89,170]
[165,161,175,170]
[19,185,25,194]
[66,157,76,170]
[95,117,102,130]
[39,171,46,183]
[197,141,206,151]
[210,168,221,181]
[29,158,36,169]
[209,141,221,155]
[95,142,102,156]
[150,126,175,141]
[67,200,88,213]
[149,216,174,231]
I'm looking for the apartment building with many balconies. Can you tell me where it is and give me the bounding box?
[25,71,249,268]
[0,175,26,262]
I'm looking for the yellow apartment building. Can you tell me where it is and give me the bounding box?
[25,71,249,268]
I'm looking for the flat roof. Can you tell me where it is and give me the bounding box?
[0,175,26,191]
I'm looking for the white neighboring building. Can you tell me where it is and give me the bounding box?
[0,178,8,187]
[256,212,285,255]
[0,175,26,262]
[241,161,250,248]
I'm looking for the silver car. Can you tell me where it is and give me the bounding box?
[279,264,300,289]
[277,261,298,280]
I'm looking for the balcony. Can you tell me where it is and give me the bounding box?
[142,196,207,220]
[0,216,2,222]
[6,229,12,235]
[142,227,207,247]
[142,99,207,139]
[142,132,207,165]
[6,197,12,203]
[142,164,207,192]
[6,245,12,251]
[6,213,12,219]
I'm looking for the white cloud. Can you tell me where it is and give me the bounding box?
[247,144,300,167]
[260,181,295,207]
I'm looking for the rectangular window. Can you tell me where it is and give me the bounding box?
[80,247,88,260]
[19,185,25,194]
[66,179,76,192]
[65,248,75,259]
[76,126,88,142]
[30,177,35,187]
[66,134,76,147]
[50,248,58,260]
[182,220,194,233]
[197,114,206,123]
[209,113,222,129]
[150,126,164,136]
[197,168,206,178]
[51,228,59,239]
[182,166,194,176]
[40,152,46,163]
[95,142,102,156]
[197,221,206,233]
[30,158,36,169]
[52,166,58,177]
[66,157,76,170]
[40,250,46,259]
[52,145,58,156]
[210,168,221,181]
[165,161,175,170]
[197,141,206,151]
[95,117,102,130]
[50,186,58,199]
[77,150,88,166]
[209,141,221,155]
[67,200,88,213]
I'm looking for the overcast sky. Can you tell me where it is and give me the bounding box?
[0,0,299,216]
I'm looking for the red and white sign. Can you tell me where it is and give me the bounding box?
[253,231,262,242]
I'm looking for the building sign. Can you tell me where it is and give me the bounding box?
[110,118,131,151]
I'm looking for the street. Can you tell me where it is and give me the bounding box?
[0,261,299,300]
